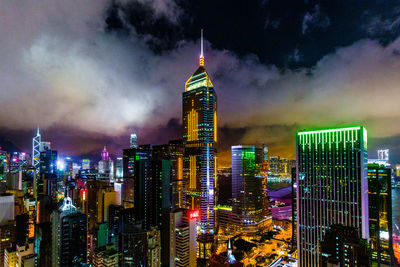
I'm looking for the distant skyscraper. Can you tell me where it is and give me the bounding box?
[39,149,58,197]
[130,133,138,149]
[368,163,394,265]
[262,143,268,163]
[123,145,155,228]
[82,158,91,170]
[369,149,391,167]
[296,127,369,266]
[32,128,41,170]
[115,157,123,179]
[231,145,266,233]
[39,150,57,176]
[133,145,153,229]
[183,29,217,259]
[98,146,114,182]
[269,156,280,174]
[39,141,51,152]
[377,149,389,162]
[0,150,7,181]
[86,180,114,231]
[51,197,87,266]
[122,148,136,208]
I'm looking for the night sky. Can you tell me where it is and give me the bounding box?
[2,0,400,166]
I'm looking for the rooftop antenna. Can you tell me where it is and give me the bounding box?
[199,29,204,66]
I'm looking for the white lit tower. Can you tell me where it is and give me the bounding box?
[32,127,41,170]
[130,133,138,149]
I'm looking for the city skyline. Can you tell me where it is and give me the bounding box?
[2,1,400,166]
[1,2,400,266]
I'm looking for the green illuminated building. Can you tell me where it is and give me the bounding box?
[231,145,265,233]
[296,127,369,267]
[0,151,6,181]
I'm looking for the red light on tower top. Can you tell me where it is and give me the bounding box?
[189,210,199,219]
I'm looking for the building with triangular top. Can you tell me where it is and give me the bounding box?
[182,29,217,259]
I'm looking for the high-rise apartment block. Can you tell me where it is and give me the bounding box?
[296,127,369,266]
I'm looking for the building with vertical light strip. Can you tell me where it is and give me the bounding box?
[32,128,41,171]
[296,127,369,266]
[183,30,217,259]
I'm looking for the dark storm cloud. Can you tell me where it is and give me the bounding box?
[2,0,400,162]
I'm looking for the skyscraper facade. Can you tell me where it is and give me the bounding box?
[368,163,394,265]
[122,148,136,208]
[51,197,87,266]
[152,144,173,227]
[231,145,265,233]
[182,30,217,259]
[32,128,41,171]
[168,140,184,209]
[98,146,114,182]
[165,209,197,267]
[320,224,370,266]
[130,133,138,149]
[133,145,153,229]
[296,127,369,266]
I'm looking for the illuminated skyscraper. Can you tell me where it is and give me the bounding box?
[39,149,58,197]
[296,127,369,266]
[130,133,138,149]
[82,158,91,170]
[98,146,114,182]
[39,141,51,152]
[32,128,41,170]
[183,29,217,259]
[231,145,266,233]
[51,197,87,266]
[163,209,197,267]
[377,149,389,163]
[115,157,123,179]
[168,140,184,209]
[0,150,6,181]
[368,163,394,265]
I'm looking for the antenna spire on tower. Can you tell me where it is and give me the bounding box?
[201,29,203,57]
[199,29,204,66]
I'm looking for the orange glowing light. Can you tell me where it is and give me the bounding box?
[81,189,87,201]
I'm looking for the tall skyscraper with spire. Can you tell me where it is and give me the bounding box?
[183,29,217,259]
